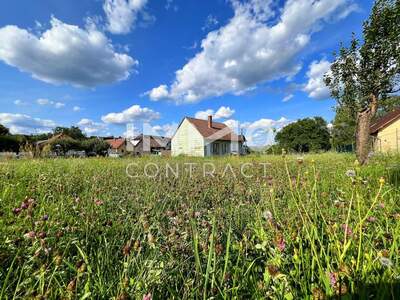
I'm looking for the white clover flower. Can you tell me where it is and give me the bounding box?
[379,257,393,268]
[263,210,273,221]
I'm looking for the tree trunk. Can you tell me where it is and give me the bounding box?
[355,95,378,165]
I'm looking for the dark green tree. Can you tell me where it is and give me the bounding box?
[275,117,331,153]
[0,124,10,136]
[325,0,400,164]
[331,106,357,151]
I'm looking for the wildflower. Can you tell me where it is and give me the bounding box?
[345,170,356,177]
[24,231,36,239]
[334,200,345,208]
[133,239,141,252]
[215,243,223,255]
[67,278,76,292]
[312,287,325,300]
[341,224,353,237]
[42,214,49,221]
[122,241,132,256]
[367,216,377,223]
[13,207,22,215]
[379,257,393,268]
[276,236,285,252]
[379,177,385,185]
[328,272,337,287]
[267,265,280,277]
[147,233,155,246]
[263,210,273,221]
[54,255,63,266]
[38,231,47,239]
[143,293,152,300]
[95,199,104,206]
[378,202,385,209]
[21,202,28,210]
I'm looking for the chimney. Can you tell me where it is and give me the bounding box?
[208,115,213,128]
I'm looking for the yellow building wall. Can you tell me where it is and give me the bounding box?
[374,118,400,152]
[171,119,205,157]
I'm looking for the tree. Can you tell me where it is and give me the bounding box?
[275,117,331,153]
[325,0,400,164]
[331,106,357,151]
[53,126,86,140]
[0,124,10,136]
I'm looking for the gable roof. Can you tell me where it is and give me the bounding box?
[131,134,171,148]
[105,138,125,149]
[370,107,400,134]
[185,117,244,142]
[36,133,70,146]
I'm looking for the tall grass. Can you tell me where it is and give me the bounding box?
[0,153,399,299]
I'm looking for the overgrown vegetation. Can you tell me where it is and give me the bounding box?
[0,154,399,299]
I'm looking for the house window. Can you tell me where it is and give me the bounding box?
[212,143,219,154]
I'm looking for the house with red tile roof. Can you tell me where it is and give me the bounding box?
[105,138,126,156]
[171,116,246,157]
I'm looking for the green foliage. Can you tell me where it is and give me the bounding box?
[53,126,86,140]
[0,154,399,298]
[81,138,110,155]
[325,0,400,114]
[0,124,10,136]
[331,107,356,151]
[50,137,83,153]
[0,135,26,152]
[275,117,331,152]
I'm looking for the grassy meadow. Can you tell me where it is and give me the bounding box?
[0,153,399,299]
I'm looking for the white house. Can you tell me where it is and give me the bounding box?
[171,116,246,157]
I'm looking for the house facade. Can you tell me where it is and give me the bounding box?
[172,116,246,157]
[370,107,400,153]
[105,138,126,156]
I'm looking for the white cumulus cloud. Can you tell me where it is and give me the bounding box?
[73,106,82,112]
[195,106,235,120]
[148,0,353,103]
[0,17,136,87]
[0,113,56,134]
[78,118,108,135]
[36,98,65,109]
[104,0,148,34]
[101,104,160,125]
[225,117,290,146]
[303,59,331,100]
[150,123,178,137]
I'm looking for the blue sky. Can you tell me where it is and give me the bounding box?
[0,0,373,146]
